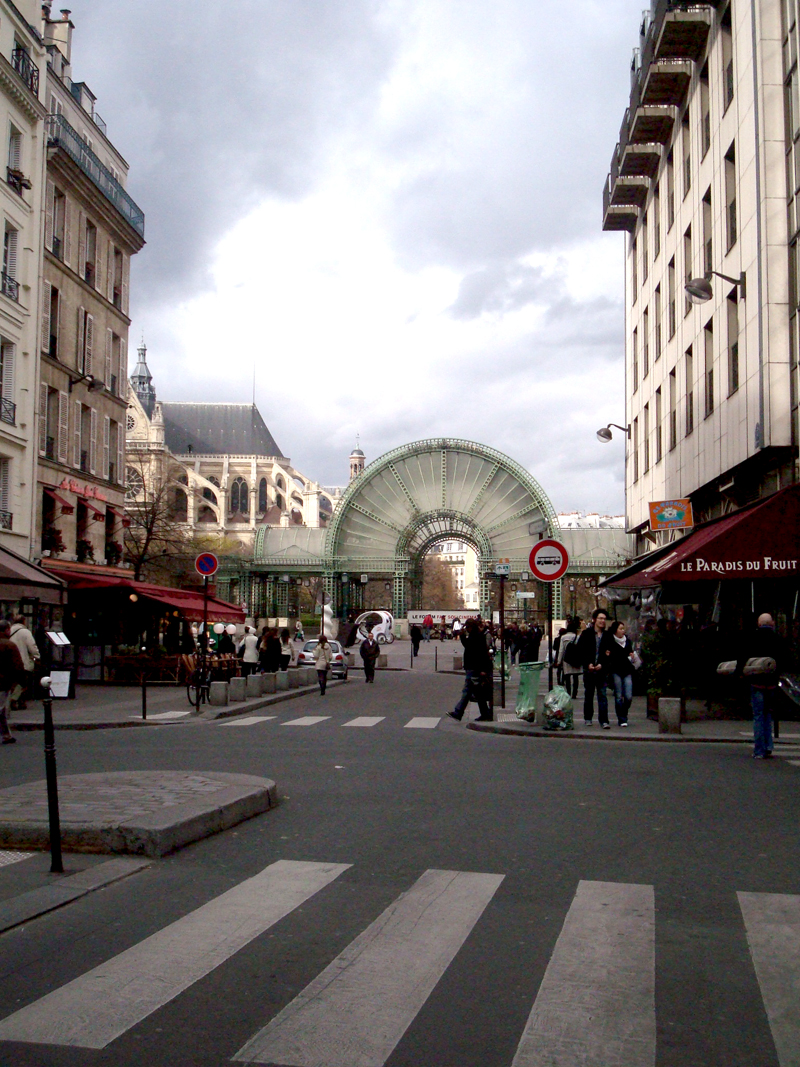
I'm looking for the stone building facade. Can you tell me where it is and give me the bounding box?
[35,7,144,565]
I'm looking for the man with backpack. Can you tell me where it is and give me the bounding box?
[575,609,610,728]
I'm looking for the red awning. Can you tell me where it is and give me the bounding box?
[43,488,74,515]
[106,505,131,528]
[603,484,800,588]
[77,496,105,520]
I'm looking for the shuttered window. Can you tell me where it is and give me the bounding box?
[72,399,81,468]
[89,407,97,475]
[105,328,113,388]
[1,342,14,404]
[41,280,51,352]
[102,415,110,480]
[38,382,48,455]
[116,419,124,484]
[44,179,54,251]
[57,391,69,462]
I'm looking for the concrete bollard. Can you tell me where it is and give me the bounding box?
[276,671,289,690]
[261,673,277,694]
[228,676,247,703]
[453,655,463,671]
[246,674,263,698]
[377,654,388,669]
[493,681,504,710]
[288,669,302,688]
[209,681,229,707]
[658,697,682,734]
[346,653,355,667]
[301,667,315,686]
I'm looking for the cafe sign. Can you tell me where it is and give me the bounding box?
[648,499,693,531]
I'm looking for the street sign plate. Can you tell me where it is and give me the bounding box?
[528,539,569,582]
[515,591,537,599]
[495,563,510,576]
[195,552,219,577]
[360,574,369,584]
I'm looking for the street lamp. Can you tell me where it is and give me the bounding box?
[596,422,630,443]
[685,270,746,305]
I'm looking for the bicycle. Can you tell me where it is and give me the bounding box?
[186,665,212,707]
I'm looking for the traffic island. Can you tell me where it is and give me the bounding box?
[0,770,278,858]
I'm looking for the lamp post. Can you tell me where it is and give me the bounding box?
[596,422,631,443]
[685,270,746,305]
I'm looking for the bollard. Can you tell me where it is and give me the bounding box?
[40,677,63,874]
[228,676,247,702]
[245,673,263,698]
[453,655,463,671]
[377,654,388,669]
[209,680,229,706]
[658,697,682,734]
[276,671,289,690]
[261,673,277,694]
[435,646,438,672]
[288,669,301,689]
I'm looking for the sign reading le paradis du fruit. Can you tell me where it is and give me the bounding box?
[648,499,694,532]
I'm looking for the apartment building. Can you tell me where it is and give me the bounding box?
[0,0,46,555]
[36,8,144,567]
[602,0,798,554]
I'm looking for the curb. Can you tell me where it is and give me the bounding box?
[466,720,761,744]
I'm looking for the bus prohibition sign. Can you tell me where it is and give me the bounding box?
[195,552,219,577]
[528,539,569,583]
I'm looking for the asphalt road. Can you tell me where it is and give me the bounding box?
[0,670,797,1067]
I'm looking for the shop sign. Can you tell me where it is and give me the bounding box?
[649,499,693,531]
[58,478,107,502]
[679,556,799,575]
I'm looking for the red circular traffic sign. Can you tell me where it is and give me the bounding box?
[195,552,219,577]
[528,539,569,582]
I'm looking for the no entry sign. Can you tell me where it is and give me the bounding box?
[195,552,219,577]
[528,539,569,582]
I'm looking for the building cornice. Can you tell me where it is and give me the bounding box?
[0,51,46,123]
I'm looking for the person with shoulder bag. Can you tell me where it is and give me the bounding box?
[313,636,333,695]
[557,617,582,699]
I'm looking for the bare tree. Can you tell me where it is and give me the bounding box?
[421,555,463,610]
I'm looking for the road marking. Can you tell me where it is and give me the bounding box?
[789,761,800,767]
[739,891,800,1066]
[234,867,504,1066]
[280,716,331,726]
[343,717,385,727]
[219,716,276,727]
[0,849,34,868]
[511,880,655,1067]
[404,717,441,729]
[129,711,192,721]
[0,859,349,1050]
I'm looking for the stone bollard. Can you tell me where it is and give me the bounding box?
[288,669,302,688]
[346,653,355,667]
[493,680,504,710]
[209,681,229,707]
[261,673,277,694]
[377,654,388,669]
[246,673,263,698]
[301,667,316,686]
[658,697,682,734]
[276,671,289,690]
[228,676,247,703]
[453,655,463,671]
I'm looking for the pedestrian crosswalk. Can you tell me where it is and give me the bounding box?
[217,714,446,729]
[0,862,797,1065]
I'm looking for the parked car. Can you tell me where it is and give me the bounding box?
[354,610,395,644]
[297,639,349,679]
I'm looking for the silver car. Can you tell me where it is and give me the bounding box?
[297,639,349,679]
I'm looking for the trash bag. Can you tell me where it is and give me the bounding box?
[515,661,546,722]
[542,684,574,731]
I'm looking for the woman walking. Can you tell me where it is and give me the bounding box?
[556,617,582,699]
[603,620,636,726]
[238,626,260,676]
[279,628,293,672]
[313,635,333,695]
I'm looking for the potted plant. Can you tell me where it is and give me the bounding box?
[76,538,95,563]
[105,540,123,566]
[42,525,65,556]
[642,624,685,720]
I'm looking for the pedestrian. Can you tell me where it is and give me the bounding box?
[603,620,635,726]
[422,614,433,642]
[295,619,305,642]
[262,627,282,672]
[440,615,447,641]
[217,627,235,655]
[448,617,493,722]
[556,617,581,699]
[738,613,787,759]
[360,631,380,682]
[410,623,422,657]
[530,624,542,662]
[313,635,333,695]
[238,626,260,676]
[0,619,23,744]
[452,617,463,640]
[9,615,39,711]
[576,608,610,727]
[279,628,293,671]
[553,627,566,685]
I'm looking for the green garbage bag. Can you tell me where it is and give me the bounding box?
[515,661,546,722]
[543,684,574,731]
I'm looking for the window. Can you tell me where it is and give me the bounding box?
[632,327,639,393]
[655,387,663,463]
[653,183,661,259]
[722,6,734,111]
[258,478,267,512]
[77,308,94,375]
[631,237,638,303]
[727,292,740,394]
[643,307,649,378]
[632,417,639,482]
[83,218,97,286]
[684,226,693,315]
[666,151,675,230]
[686,346,694,435]
[725,142,737,249]
[700,64,711,158]
[6,125,22,195]
[703,188,713,273]
[230,476,248,514]
[668,258,676,338]
[704,321,714,417]
[642,210,648,282]
[76,404,96,474]
[0,341,14,426]
[643,403,650,473]
[0,457,10,528]
[654,285,662,360]
[40,282,60,357]
[111,246,123,308]
[682,113,691,197]
[669,368,677,450]
[2,224,18,298]
[105,329,124,393]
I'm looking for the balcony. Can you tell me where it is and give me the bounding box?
[654,6,715,63]
[45,114,145,237]
[0,396,15,426]
[0,510,12,531]
[0,272,18,302]
[640,60,692,107]
[6,167,31,196]
[610,175,649,209]
[602,176,639,233]
[11,47,39,97]
[620,143,662,180]
[629,105,674,145]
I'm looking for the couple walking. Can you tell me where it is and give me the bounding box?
[562,609,637,728]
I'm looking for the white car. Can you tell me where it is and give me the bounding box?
[354,610,395,644]
[297,640,349,679]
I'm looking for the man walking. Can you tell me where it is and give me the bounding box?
[422,614,433,642]
[739,613,786,759]
[448,618,493,722]
[410,623,422,658]
[0,620,24,744]
[9,615,39,710]
[577,608,610,728]
[360,632,380,683]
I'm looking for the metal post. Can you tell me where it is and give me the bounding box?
[41,678,63,874]
[410,641,413,668]
[499,574,506,709]
[197,575,209,714]
[547,583,553,691]
[434,645,438,672]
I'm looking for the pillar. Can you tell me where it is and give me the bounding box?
[392,572,408,620]
[275,579,289,619]
[322,573,338,617]
[479,576,491,619]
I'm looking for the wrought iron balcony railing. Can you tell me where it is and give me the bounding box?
[46,114,145,237]
[11,47,39,97]
[0,510,12,531]
[1,272,19,302]
[0,396,16,426]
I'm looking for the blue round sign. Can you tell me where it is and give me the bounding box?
[195,552,219,577]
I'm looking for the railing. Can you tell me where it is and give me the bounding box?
[45,114,145,237]
[0,396,15,426]
[11,47,39,97]
[0,510,12,531]
[92,112,107,135]
[1,272,18,302]
[80,450,88,473]
[45,435,55,459]
[51,234,62,260]
[6,167,28,195]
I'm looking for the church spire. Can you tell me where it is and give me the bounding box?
[130,340,156,419]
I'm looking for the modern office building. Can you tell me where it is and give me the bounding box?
[602,0,798,554]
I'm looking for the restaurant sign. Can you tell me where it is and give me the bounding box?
[58,478,107,502]
[648,499,693,531]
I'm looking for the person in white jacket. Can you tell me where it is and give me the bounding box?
[237,626,260,676]
[9,616,39,710]
[313,636,333,696]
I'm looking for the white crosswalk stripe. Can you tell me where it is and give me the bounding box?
[280,716,330,726]
[219,716,276,727]
[343,716,385,727]
[738,891,800,1066]
[233,868,504,1066]
[0,860,350,1050]
[404,716,441,728]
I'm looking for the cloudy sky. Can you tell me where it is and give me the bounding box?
[73,0,643,514]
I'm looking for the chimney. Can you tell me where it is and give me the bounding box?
[43,6,73,64]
